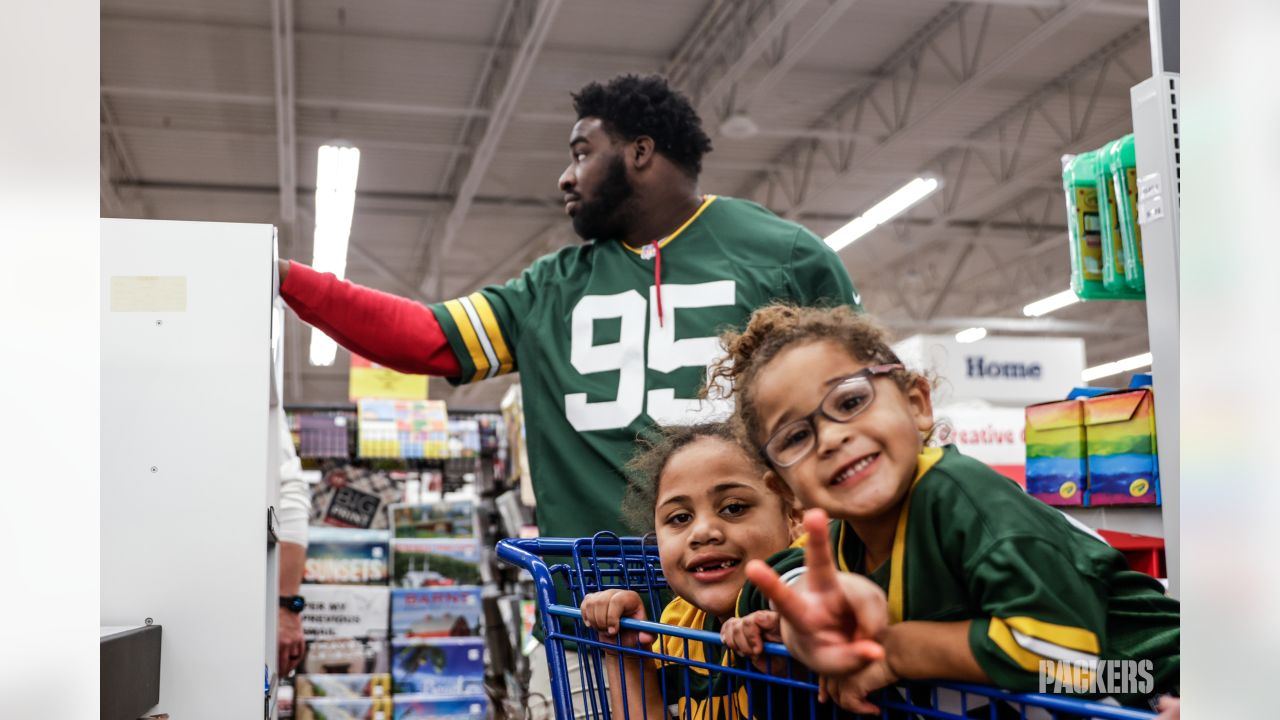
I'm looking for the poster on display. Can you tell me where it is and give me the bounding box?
[895,334,1085,406]
[933,404,1028,486]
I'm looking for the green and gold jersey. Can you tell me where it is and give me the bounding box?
[651,597,809,720]
[739,446,1180,707]
[429,195,859,538]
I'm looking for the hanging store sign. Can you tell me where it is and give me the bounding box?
[894,334,1085,405]
[349,353,429,401]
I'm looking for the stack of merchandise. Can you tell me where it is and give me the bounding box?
[296,526,393,720]
[290,410,355,458]
[358,399,451,459]
[389,499,488,719]
[1025,379,1160,507]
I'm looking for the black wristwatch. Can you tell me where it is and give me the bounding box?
[279,595,306,614]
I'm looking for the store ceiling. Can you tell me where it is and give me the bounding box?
[101,0,1155,407]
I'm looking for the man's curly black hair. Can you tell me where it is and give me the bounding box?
[571,74,713,177]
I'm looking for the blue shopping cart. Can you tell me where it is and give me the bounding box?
[496,534,1155,720]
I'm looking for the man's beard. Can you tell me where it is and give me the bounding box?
[571,154,634,242]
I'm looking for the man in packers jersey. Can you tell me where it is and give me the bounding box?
[279,74,859,542]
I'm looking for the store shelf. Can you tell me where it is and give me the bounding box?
[1058,505,1165,538]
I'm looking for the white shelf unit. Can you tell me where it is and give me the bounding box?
[1129,0,1180,597]
[101,219,283,719]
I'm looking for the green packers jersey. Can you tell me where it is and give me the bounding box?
[652,597,812,720]
[429,195,859,538]
[740,446,1179,707]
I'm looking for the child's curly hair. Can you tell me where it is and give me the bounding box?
[621,421,795,534]
[707,304,930,447]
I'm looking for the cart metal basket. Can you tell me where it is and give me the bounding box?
[496,534,1155,720]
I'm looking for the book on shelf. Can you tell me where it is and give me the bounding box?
[388,499,478,540]
[392,694,488,720]
[390,637,485,696]
[311,465,405,530]
[302,585,390,641]
[296,695,392,720]
[304,527,390,585]
[294,673,392,700]
[390,587,483,638]
[390,539,482,589]
[302,637,390,676]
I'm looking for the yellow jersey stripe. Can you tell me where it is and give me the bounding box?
[987,617,1046,672]
[887,447,945,623]
[467,292,514,375]
[1005,616,1101,655]
[622,195,718,255]
[444,299,491,383]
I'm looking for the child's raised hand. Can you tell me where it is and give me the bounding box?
[580,589,655,649]
[744,508,888,676]
[817,658,899,714]
[721,611,786,674]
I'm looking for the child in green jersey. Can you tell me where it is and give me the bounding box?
[579,421,837,720]
[709,304,1180,713]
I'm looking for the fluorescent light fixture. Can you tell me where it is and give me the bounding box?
[1081,352,1152,382]
[1023,289,1079,317]
[955,327,987,344]
[308,143,361,366]
[825,176,941,251]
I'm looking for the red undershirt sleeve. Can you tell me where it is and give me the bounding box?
[279,260,461,376]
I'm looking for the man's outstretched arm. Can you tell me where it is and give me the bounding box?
[278,259,461,376]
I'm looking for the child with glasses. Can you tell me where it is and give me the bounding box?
[578,422,804,720]
[711,303,1179,713]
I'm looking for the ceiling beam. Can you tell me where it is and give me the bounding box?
[955,0,1147,18]
[889,315,1145,337]
[422,0,563,299]
[741,0,862,109]
[862,23,1147,276]
[673,0,815,119]
[270,0,298,230]
[99,85,573,124]
[783,0,1102,218]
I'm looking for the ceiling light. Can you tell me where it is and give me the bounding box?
[825,176,941,252]
[1023,289,1079,317]
[955,327,987,344]
[1081,352,1152,382]
[719,113,759,140]
[309,143,361,366]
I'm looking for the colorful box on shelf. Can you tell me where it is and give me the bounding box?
[1082,388,1160,506]
[1024,399,1088,506]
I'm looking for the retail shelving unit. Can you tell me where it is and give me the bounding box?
[101,219,284,718]
[1130,0,1180,596]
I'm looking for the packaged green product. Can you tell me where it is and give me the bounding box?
[1094,138,1130,294]
[1062,151,1108,300]
[1107,134,1145,292]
